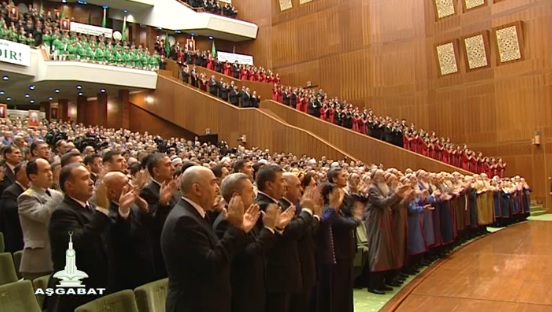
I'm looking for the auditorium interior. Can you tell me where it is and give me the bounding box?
[0,0,551,311]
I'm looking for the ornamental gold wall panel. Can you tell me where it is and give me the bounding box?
[463,32,490,70]
[436,42,459,76]
[464,0,486,11]
[435,0,456,19]
[279,0,292,11]
[494,22,524,64]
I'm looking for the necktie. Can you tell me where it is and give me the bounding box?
[84,204,94,214]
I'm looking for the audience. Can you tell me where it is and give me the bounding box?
[184,0,238,18]
[0,114,531,312]
[0,3,160,71]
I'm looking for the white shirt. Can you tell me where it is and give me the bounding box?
[182,197,206,219]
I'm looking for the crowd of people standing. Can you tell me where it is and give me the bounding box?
[0,116,530,312]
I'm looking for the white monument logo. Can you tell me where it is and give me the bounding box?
[53,231,89,287]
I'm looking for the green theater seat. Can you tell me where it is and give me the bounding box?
[0,280,42,312]
[74,289,139,312]
[134,278,168,312]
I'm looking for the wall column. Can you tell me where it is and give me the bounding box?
[58,99,69,122]
[96,92,108,127]
[76,95,87,124]
[40,101,50,120]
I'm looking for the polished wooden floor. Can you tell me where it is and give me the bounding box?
[384,222,552,312]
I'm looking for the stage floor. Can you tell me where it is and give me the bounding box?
[382,221,552,312]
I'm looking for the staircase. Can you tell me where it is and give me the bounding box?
[530,200,547,217]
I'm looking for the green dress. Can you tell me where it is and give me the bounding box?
[8,30,17,42]
[67,44,76,60]
[95,47,104,62]
[26,36,35,47]
[42,33,51,49]
[149,54,158,69]
[123,51,132,67]
[0,28,6,40]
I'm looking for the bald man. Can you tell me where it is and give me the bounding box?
[161,166,259,312]
[102,172,155,291]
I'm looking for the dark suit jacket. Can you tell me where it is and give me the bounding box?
[108,202,155,291]
[161,198,246,312]
[283,201,320,291]
[0,182,24,253]
[47,197,112,312]
[212,207,276,312]
[0,165,15,195]
[140,181,178,279]
[260,198,313,294]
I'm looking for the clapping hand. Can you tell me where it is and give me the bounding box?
[159,179,178,206]
[262,203,279,230]
[301,186,322,216]
[241,204,260,233]
[276,206,296,229]
[225,195,245,229]
[133,169,148,190]
[423,204,434,210]
[119,184,137,215]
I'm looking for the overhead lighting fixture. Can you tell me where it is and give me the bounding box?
[208,36,214,40]
[100,89,106,93]
[77,0,88,4]
[48,97,53,101]
[29,85,36,90]
[102,5,108,9]
[2,76,8,80]
[123,9,128,13]
[76,85,82,90]
[0,91,4,95]
[6,97,11,101]
[30,99,35,104]
[78,92,83,96]
[24,94,30,98]
[62,0,67,3]
[175,30,181,34]
[55,89,60,93]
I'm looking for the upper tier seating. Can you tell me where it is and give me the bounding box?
[0,3,161,71]
[183,0,238,18]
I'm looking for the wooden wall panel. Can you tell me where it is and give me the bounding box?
[233,0,552,208]
[129,75,354,161]
[128,104,198,141]
[260,100,470,175]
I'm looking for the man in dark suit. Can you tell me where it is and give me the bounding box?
[228,86,239,106]
[83,154,103,185]
[255,165,298,312]
[0,145,22,195]
[103,171,155,291]
[48,163,131,312]
[140,153,178,279]
[161,166,260,312]
[0,161,28,253]
[238,86,246,107]
[213,173,278,312]
[209,75,219,96]
[281,173,322,312]
[241,87,251,108]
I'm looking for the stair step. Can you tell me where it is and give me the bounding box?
[530,205,544,212]
[530,210,547,217]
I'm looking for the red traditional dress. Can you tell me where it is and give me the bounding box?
[272,87,278,101]
[277,90,283,103]
[442,148,450,164]
[240,69,248,80]
[223,63,232,76]
[259,73,266,82]
[320,107,327,121]
[266,76,273,84]
[415,136,424,154]
[420,141,429,156]
[328,108,335,123]
[469,157,477,173]
[206,56,214,70]
[498,164,506,178]
[352,116,359,132]
[300,98,308,113]
[482,162,491,177]
[461,152,469,170]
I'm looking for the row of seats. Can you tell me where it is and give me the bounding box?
[0,232,167,312]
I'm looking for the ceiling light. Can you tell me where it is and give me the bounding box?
[102,5,108,9]
[0,91,4,95]
[123,9,128,13]
[48,97,53,101]
[29,85,36,90]
[54,89,60,93]
[175,30,181,34]
[78,92,83,96]
[2,76,8,80]
[208,36,214,40]
[76,85,82,90]
[24,94,30,98]
[6,97,11,101]
[30,100,35,104]
[100,89,106,93]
